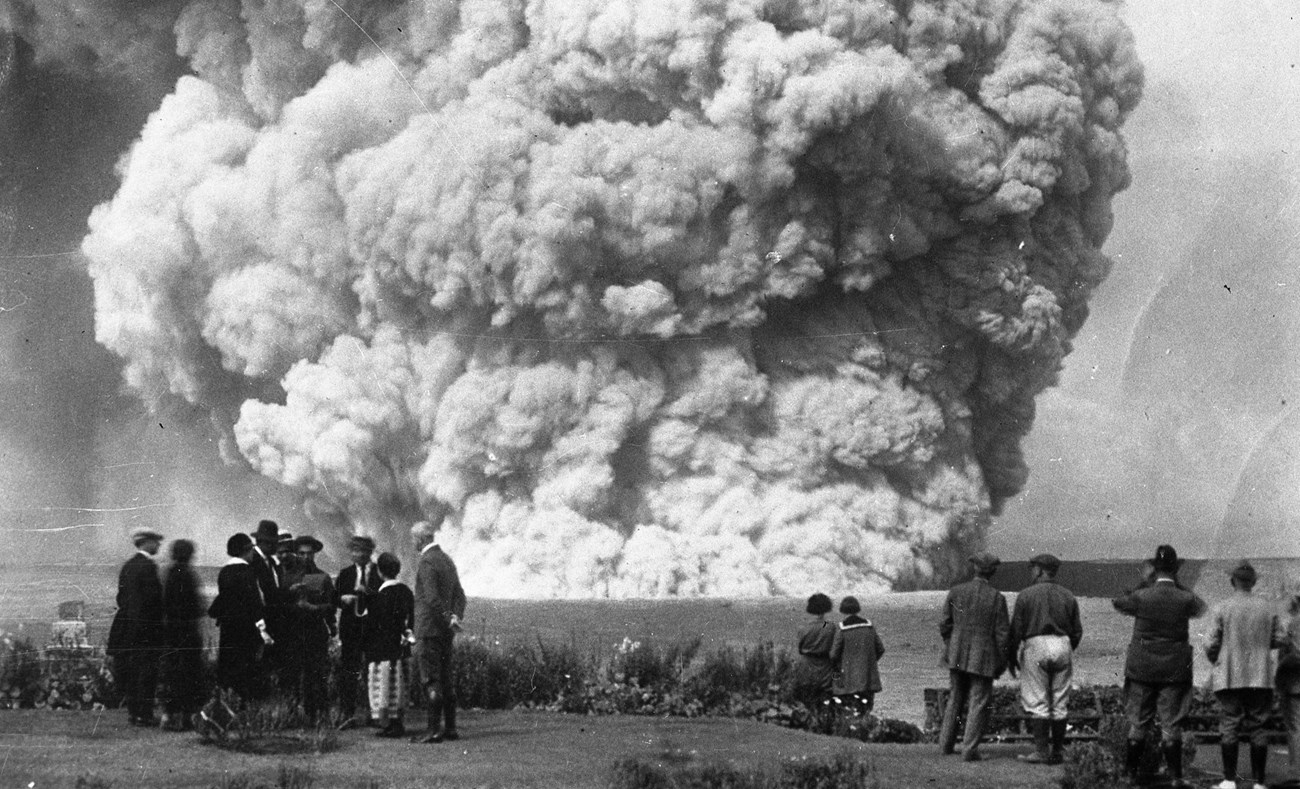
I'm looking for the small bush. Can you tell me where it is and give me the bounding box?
[609,752,877,789]
[201,696,342,756]
[276,764,315,789]
[0,632,42,708]
[1060,741,1127,789]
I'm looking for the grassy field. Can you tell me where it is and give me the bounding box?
[0,706,1086,789]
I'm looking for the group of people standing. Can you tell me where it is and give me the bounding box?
[931,545,1300,789]
[106,520,467,745]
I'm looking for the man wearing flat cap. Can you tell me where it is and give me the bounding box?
[335,534,381,727]
[938,551,1010,762]
[1111,545,1206,787]
[106,527,165,726]
[1205,560,1289,789]
[1008,552,1082,764]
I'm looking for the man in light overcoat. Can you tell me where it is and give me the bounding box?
[1205,560,1288,789]
[938,551,1010,762]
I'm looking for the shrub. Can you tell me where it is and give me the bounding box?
[0,631,42,708]
[609,752,877,789]
[1060,741,1127,789]
[200,695,342,756]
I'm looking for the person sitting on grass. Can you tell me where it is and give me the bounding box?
[829,596,885,717]
[364,551,415,738]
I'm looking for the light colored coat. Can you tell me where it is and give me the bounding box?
[1206,590,1287,691]
[940,577,1010,678]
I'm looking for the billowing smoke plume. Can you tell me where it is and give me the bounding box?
[30,0,1142,596]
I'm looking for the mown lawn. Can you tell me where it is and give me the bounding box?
[0,707,1081,789]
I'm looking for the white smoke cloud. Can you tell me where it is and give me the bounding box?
[54,0,1142,596]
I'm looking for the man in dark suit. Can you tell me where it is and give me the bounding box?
[334,534,380,728]
[938,551,1010,762]
[209,532,274,703]
[248,519,287,695]
[106,527,165,726]
[1112,544,1206,788]
[410,520,466,744]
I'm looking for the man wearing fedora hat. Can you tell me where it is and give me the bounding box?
[335,534,381,728]
[938,551,1010,762]
[1206,560,1289,789]
[250,519,288,689]
[106,527,166,726]
[1008,553,1082,765]
[1111,545,1206,787]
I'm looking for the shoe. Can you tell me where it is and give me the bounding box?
[376,722,405,738]
[962,749,982,762]
[411,730,443,744]
[442,729,460,742]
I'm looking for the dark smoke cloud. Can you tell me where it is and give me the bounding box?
[6,0,1142,596]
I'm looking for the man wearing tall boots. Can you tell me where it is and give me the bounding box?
[410,521,466,744]
[106,527,166,726]
[1206,561,1288,789]
[938,551,1010,762]
[1008,553,1082,765]
[1111,545,1206,787]
[335,534,380,728]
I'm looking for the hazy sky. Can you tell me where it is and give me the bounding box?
[990,0,1300,560]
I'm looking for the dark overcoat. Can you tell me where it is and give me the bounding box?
[1111,578,1206,684]
[106,553,164,657]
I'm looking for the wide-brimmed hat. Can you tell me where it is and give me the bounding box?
[1151,544,1181,573]
[294,535,324,553]
[968,551,1001,573]
[130,527,163,546]
[1230,560,1257,585]
[1029,553,1061,572]
[253,520,280,541]
[226,533,254,557]
[347,535,376,553]
[276,531,294,546]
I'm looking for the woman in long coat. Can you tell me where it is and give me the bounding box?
[209,533,270,703]
[160,539,204,729]
[830,595,886,715]
[793,593,836,709]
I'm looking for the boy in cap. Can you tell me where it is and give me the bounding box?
[1008,553,1082,764]
[335,534,381,727]
[106,527,165,726]
[939,551,1010,762]
[1206,560,1289,789]
[1111,545,1206,787]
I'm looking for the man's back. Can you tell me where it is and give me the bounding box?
[1209,591,1283,690]
[1113,579,1204,683]
[1012,581,1083,649]
[414,546,466,640]
[942,578,1009,677]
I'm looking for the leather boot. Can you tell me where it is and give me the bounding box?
[1049,719,1067,764]
[1221,741,1240,782]
[1126,738,1146,784]
[1250,742,1268,785]
[1162,739,1186,787]
[1018,719,1052,763]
